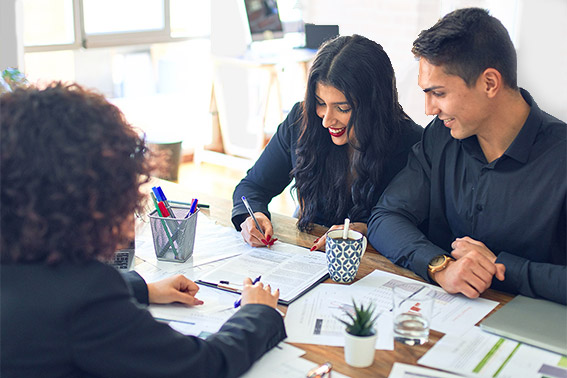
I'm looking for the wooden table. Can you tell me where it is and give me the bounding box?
[155,179,514,378]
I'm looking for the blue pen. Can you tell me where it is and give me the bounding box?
[184,198,198,219]
[151,187,162,201]
[156,186,174,215]
[234,275,261,308]
[189,198,198,214]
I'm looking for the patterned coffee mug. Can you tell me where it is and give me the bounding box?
[325,229,367,283]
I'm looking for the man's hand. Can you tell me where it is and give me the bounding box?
[147,274,204,306]
[240,212,274,247]
[433,237,505,298]
[310,222,367,251]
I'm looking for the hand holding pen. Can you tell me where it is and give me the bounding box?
[234,276,279,309]
[240,196,278,248]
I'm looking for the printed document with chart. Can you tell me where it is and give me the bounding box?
[284,269,499,350]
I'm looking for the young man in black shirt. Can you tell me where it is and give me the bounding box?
[368,8,566,304]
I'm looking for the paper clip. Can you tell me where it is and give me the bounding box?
[306,362,332,378]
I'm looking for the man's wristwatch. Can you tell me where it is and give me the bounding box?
[428,255,455,278]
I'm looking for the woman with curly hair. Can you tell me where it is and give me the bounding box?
[0,83,285,378]
[232,34,423,251]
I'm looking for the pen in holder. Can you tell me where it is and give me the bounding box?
[148,206,199,262]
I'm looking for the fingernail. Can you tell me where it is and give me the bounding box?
[266,234,271,242]
[313,238,319,243]
[270,238,278,244]
[310,245,317,251]
[261,239,268,245]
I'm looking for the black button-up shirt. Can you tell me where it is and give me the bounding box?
[368,89,566,304]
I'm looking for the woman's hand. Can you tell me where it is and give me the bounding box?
[309,222,368,251]
[147,274,204,306]
[240,212,275,247]
[240,277,280,308]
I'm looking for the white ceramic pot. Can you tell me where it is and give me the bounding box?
[343,328,377,368]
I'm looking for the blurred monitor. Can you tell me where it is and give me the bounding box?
[305,24,339,49]
[244,0,284,41]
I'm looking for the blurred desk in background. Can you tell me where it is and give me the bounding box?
[197,47,316,166]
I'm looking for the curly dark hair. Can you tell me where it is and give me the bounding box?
[291,34,410,231]
[412,7,518,89]
[1,82,151,264]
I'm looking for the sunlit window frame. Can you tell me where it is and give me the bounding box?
[24,0,206,53]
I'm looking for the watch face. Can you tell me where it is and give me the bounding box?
[430,255,445,267]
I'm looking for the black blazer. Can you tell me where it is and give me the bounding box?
[1,261,286,378]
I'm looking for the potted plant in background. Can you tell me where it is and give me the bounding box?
[1,67,29,94]
[338,299,380,368]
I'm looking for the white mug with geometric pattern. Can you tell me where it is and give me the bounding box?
[325,229,367,283]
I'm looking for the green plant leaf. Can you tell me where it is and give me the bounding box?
[336,298,381,336]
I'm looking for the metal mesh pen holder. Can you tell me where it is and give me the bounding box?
[149,207,199,262]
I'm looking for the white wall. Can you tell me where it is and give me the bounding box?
[516,0,567,123]
[301,0,567,124]
[0,0,24,70]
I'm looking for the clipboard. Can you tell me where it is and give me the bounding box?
[195,245,330,306]
[197,273,329,306]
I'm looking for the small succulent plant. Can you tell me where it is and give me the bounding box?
[338,299,380,337]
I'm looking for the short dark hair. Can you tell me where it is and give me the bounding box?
[412,7,518,89]
[1,82,151,264]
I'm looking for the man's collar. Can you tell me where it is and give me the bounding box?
[460,89,541,165]
[503,89,542,164]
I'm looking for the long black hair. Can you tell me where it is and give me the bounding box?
[291,34,409,231]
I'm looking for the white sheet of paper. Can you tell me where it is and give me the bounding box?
[388,363,462,378]
[148,285,238,337]
[350,270,498,336]
[196,245,328,303]
[240,343,306,378]
[418,326,567,378]
[285,283,394,350]
[242,342,351,378]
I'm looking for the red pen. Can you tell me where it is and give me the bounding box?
[158,202,171,217]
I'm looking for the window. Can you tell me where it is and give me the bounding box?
[23,0,78,50]
[21,0,214,154]
[23,0,211,51]
[83,0,165,35]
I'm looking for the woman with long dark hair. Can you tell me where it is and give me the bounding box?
[232,34,423,251]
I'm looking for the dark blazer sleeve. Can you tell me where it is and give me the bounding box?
[231,102,302,230]
[121,270,149,305]
[72,265,286,378]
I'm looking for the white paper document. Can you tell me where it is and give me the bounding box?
[351,270,498,336]
[196,245,328,304]
[418,326,567,378]
[148,285,238,338]
[388,363,462,378]
[285,283,395,350]
[242,342,350,378]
